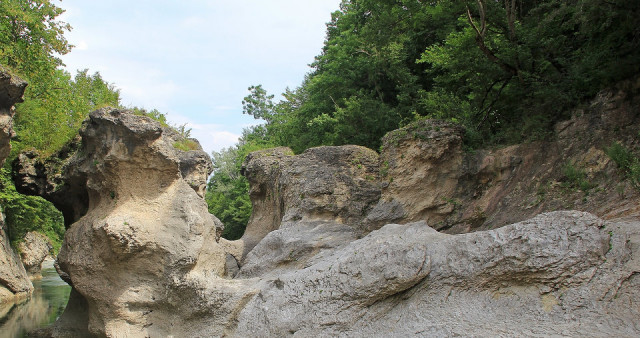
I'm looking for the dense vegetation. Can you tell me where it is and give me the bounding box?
[208,0,640,238]
[0,0,168,251]
[2,1,638,244]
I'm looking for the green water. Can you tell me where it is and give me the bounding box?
[0,260,71,338]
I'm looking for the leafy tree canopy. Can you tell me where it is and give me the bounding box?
[213,0,640,239]
[205,127,276,240]
[0,0,165,252]
[239,0,639,152]
[0,0,72,80]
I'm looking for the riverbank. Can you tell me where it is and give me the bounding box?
[0,259,70,338]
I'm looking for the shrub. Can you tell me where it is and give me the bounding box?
[173,139,199,152]
[0,169,64,253]
[562,163,595,192]
[606,142,640,188]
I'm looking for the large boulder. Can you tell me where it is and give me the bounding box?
[373,119,465,228]
[13,142,86,227]
[0,68,27,166]
[22,96,640,336]
[237,145,381,261]
[233,211,638,337]
[0,221,33,303]
[18,231,52,276]
[0,69,32,304]
[22,108,245,336]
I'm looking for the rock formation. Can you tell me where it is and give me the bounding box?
[18,79,640,337]
[0,68,27,165]
[18,108,233,336]
[378,76,640,233]
[236,145,380,263]
[232,211,635,337]
[0,68,32,304]
[18,231,53,276]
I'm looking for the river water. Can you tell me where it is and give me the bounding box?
[0,260,71,338]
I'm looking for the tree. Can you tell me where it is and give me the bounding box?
[242,85,275,122]
[217,0,640,239]
[11,69,121,157]
[0,0,72,79]
[0,1,122,252]
[418,0,640,145]
[0,168,64,252]
[205,127,274,240]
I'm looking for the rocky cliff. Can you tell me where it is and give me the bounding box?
[18,80,640,337]
[376,77,640,232]
[0,69,32,304]
[19,231,53,277]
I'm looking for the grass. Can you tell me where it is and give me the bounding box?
[562,163,595,193]
[606,142,640,188]
[173,139,200,152]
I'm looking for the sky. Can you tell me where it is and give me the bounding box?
[58,0,342,155]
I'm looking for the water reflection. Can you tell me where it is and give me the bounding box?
[0,260,71,338]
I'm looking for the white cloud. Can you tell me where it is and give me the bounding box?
[58,0,341,152]
[74,40,89,50]
[191,127,241,155]
[116,73,180,112]
[166,114,244,154]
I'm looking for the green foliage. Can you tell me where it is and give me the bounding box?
[206,175,251,240]
[0,0,72,78]
[204,126,277,240]
[1,1,98,158]
[0,0,124,256]
[562,162,595,192]
[606,142,640,188]
[168,122,199,152]
[173,139,199,152]
[242,85,275,122]
[238,0,639,153]
[417,0,639,146]
[222,0,640,231]
[11,69,121,158]
[130,107,169,127]
[0,169,64,253]
[1,1,121,159]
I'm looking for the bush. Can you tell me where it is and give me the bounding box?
[173,139,200,152]
[606,142,640,188]
[562,163,595,192]
[0,168,64,253]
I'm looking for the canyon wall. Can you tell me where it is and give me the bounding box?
[376,77,640,232]
[17,78,640,336]
[0,69,32,304]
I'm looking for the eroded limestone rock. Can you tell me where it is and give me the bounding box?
[18,231,52,276]
[234,211,631,337]
[0,220,33,302]
[239,145,381,258]
[0,68,27,166]
[377,78,640,233]
[23,104,639,337]
[374,119,465,228]
[0,69,32,303]
[21,108,235,336]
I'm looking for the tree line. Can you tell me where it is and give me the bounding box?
[0,0,168,251]
[208,0,640,239]
[2,0,638,243]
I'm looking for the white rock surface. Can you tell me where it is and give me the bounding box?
[18,231,52,276]
[0,69,31,303]
[26,110,639,337]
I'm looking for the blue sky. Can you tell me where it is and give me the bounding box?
[58,0,342,154]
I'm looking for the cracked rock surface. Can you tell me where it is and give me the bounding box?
[0,69,31,304]
[18,109,639,337]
